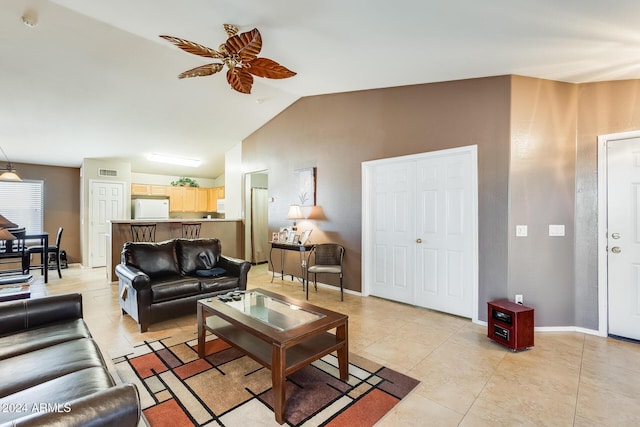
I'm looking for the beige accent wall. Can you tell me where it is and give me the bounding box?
[509,76,578,325]
[243,76,513,307]
[8,162,81,264]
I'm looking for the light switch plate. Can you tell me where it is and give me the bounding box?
[516,225,528,237]
[549,224,565,236]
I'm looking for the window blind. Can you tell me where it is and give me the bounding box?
[0,180,44,234]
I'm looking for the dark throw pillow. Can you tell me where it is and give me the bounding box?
[195,267,226,277]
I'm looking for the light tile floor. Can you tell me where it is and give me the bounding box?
[32,264,640,426]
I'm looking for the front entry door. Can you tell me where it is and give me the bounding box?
[90,180,125,267]
[607,137,640,340]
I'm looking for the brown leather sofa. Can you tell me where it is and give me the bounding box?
[0,293,141,427]
[115,238,251,332]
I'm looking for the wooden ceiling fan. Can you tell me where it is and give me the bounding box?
[160,24,296,94]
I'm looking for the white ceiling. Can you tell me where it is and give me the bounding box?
[2,0,640,178]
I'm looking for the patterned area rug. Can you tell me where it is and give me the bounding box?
[113,334,419,426]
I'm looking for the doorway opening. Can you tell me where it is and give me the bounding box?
[245,171,269,264]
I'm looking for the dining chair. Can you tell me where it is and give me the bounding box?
[0,227,29,277]
[306,243,345,301]
[130,224,156,242]
[182,222,202,239]
[27,227,63,279]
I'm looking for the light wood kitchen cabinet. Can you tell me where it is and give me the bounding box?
[131,183,168,196]
[131,183,149,195]
[167,186,184,212]
[182,187,197,212]
[136,184,221,212]
[196,188,209,212]
[149,185,167,196]
[207,187,219,211]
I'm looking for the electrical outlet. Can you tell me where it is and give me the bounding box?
[515,294,524,305]
[516,225,528,237]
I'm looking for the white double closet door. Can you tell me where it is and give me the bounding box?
[362,146,478,319]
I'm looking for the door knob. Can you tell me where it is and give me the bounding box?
[611,233,620,239]
[611,246,621,253]
[416,238,422,243]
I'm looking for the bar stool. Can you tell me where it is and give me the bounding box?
[130,224,156,242]
[182,223,201,239]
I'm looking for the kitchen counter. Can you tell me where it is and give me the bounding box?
[109,218,232,223]
[106,218,243,282]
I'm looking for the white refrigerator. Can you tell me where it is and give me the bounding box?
[133,199,169,219]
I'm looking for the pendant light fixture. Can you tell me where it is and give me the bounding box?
[0,146,21,181]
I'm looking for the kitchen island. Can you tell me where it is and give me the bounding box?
[106,219,243,282]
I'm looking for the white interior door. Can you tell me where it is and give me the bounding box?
[414,152,475,317]
[90,180,125,267]
[607,137,640,340]
[369,161,416,304]
[364,146,478,319]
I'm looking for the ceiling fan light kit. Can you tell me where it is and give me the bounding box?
[160,24,296,94]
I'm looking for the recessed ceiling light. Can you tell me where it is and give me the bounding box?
[147,153,202,167]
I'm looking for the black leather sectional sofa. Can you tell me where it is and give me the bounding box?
[0,293,141,426]
[115,238,251,332]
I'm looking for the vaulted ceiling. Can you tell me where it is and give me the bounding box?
[2,0,640,178]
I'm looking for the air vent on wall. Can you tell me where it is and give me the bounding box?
[98,168,118,177]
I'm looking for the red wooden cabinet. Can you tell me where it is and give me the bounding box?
[487,299,534,351]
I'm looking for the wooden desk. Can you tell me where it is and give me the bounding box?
[269,241,314,287]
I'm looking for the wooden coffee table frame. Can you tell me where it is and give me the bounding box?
[197,288,348,424]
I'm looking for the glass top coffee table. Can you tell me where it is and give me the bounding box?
[197,288,348,424]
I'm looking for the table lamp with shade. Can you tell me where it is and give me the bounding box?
[287,205,304,231]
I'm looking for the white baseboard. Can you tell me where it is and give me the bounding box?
[474,319,602,336]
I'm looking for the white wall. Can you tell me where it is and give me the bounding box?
[224,143,243,220]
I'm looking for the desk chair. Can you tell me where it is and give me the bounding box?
[27,227,63,279]
[306,243,345,301]
[182,222,201,239]
[130,224,156,242]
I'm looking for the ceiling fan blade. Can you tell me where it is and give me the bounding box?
[245,58,296,79]
[225,28,262,62]
[178,63,224,79]
[223,24,238,38]
[227,68,254,94]
[159,35,223,59]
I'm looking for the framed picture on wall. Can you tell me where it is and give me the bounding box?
[294,167,316,207]
[299,229,312,245]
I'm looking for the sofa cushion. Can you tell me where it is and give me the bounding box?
[0,367,115,425]
[0,338,106,398]
[123,240,179,279]
[176,238,222,276]
[150,277,202,303]
[0,319,91,360]
[200,276,241,293]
